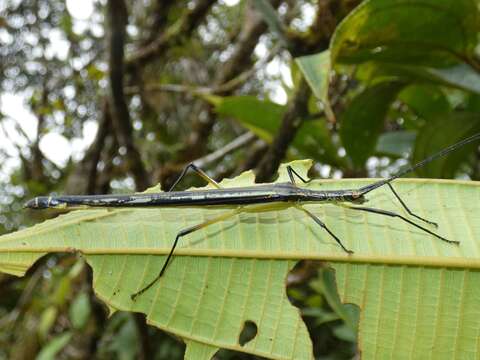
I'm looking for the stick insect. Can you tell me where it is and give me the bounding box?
[26,133,480,300]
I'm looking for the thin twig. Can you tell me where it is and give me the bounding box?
[124,44,281,96]
[124,83,211,96]
[213,43,282,94]
[193,132,257,169]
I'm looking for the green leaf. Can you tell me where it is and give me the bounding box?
[185,341,219,360]
[69,292,91,330]
[329,0,480,94]
[3,160,480,359]
[356,61,480,95]
[421,64,480,95]
[331,0,480,67]
[399,85,450,121]
[99,313,139,360]
[370,62,480,94]
[251,0,290,48]
[296,0,480,129]
[294,120,343,166]
[340,82,405,167]
[465,93,480,113]
[214,96,340,163]
[332,323,357,343]
[214,95,285,142]
[296,51,335,121]
[296,52,331,103]
[39,307,58,341]
[319,269,358,333]
[36,332,73,360]
[375,131,416,158]
[413,112,480,177]
[331,262,480,358]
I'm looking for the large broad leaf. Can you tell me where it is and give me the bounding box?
[331,0,479,67]
[339,81,405,167]
[298,0,480,116]
[330,0,480,93]
[214,95,286,142]
[356,61,480,95]
[413,113,480,178]
[1,160,480,359]
[398,84,451,121]
[298,0,480,169]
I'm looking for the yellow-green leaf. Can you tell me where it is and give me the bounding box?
[1,160,479,359]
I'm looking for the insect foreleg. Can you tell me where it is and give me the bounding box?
[169,163,222,191]
[386,183,438,227]
[131,207,243,300]
[345,205,459,245]
[296,206,353,254]
[287,166,311,185]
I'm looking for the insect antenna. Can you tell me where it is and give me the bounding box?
[358,132,480,196]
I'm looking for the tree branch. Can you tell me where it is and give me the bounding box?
[254,0,360,180]
[123,44,280,96]
[176,0,281,162]
[65,99,112,194]
[214,1,281,86]
[106,0,150,191]
[126,0,217,69]
[144,0,177,45]
[255,78,311,182]
[30,83,48,183]
[192,132,257,169]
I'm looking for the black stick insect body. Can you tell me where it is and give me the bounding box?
[26,133,480,300]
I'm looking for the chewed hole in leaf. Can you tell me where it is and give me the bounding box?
[238,320,258,346]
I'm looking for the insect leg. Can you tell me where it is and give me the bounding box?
[287,166,311,185]
[169,163,222,191]
[346,205,459,244]
[297,206,353,254]
[386,183,438,227]
[131,207,243,300]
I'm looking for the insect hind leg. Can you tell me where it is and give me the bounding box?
[346,205,458,244]
[131,207,243,300]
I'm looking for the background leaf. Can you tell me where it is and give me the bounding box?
[375,131,416,158]
[36,332,73,360]
[398,84,451,121]
[331,0,480,67]
[413,113,480,177]
[296,51,335,121]
[214,95,285,142]
[214,96,340,163]
[296,52,331,104]
[339,82,405,167]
